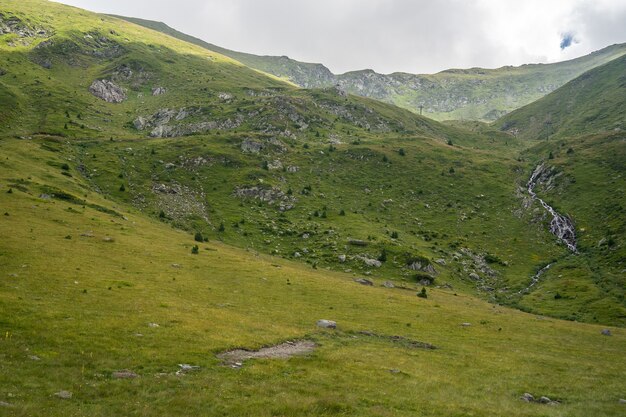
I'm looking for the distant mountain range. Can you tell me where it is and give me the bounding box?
[113,15,625,122]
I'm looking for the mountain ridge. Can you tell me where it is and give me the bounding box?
[111,14,625,121]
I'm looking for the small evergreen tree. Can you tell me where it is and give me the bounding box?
[417,287,428,298]
[378,249,387,262]
[194,232,204,242]
[218,222,225,232]
[119,184,125,192]
[191,245,199,254]
[398,148,406,156]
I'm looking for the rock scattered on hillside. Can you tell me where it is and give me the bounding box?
[355,255,382,268]
[0,401,12,407]
[89,79,126,103]
[317,319,337,329]
[112,370,138,379]
[241,138,264,154]
[176,364,200,375]
[520,392,559,405]
[151,87,166,96]
[233,186,295,211]
[54,390,72,399]
[355,278,374,286]
[601,329,612,336]
[382,281,395,288]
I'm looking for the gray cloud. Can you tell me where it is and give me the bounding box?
[53,0,626,74]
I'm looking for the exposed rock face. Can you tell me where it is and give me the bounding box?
[407,259,437,275]
[0,13,51,38]
[241,138,263,154]
[355,255,382,268]
[133,107,243,137]
[233,186,295,211]
[152,87,166,96]
[355,278,374,286]
[89,79,126,103]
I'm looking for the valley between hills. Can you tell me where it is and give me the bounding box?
[0,1,625,416]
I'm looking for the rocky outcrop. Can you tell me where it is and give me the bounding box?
[233,186,295,211]
[89,79,126,103]
[133,107,243,137]
[152,87,166,96]
[355,255,382,268]
[406,257,437,275]
[0,13,51,38]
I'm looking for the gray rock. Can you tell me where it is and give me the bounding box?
[355,278,374,286]
[29,355,41,361]
[241,138,263,154]
[601,329,612,336]
[538,396,552,404]
[176,364,200,375]
[435,258,446,265]
[520,393,534,402]
[151,87,166,96]
[316,319,336,329]
[112,370,138,379]
[382,281,395,288]
[407,260,437,275]
[148,322,159,328]
[338,254,346,263]
[286,165,299,173]
[89,79,126,103]
[293,252,301,258]
[618,399,626,404]
[0,401,12,407]
[356,255,381,268]
[461,322,472,327]
[469,272,480,281]
[218,92,233,101]
[133,116,148,130]
[54,390,72,399]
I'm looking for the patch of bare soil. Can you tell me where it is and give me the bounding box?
[217,340,316,365]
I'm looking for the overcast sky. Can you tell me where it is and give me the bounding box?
[53,0,626,74]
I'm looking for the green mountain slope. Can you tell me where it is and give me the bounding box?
[1,0,624,324]
[496,54,626,140]
[113,15,625,122]
[1,1,626,415]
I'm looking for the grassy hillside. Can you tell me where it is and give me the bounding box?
[517,132,626,322]
[112,15,625,122]
[1,0,625,324]
[1,136,625,417]
[1,1,626,415]
[496,54,626,140]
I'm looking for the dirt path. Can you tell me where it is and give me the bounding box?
[217,340,316,365]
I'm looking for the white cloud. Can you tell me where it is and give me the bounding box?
[52,0,626,74]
